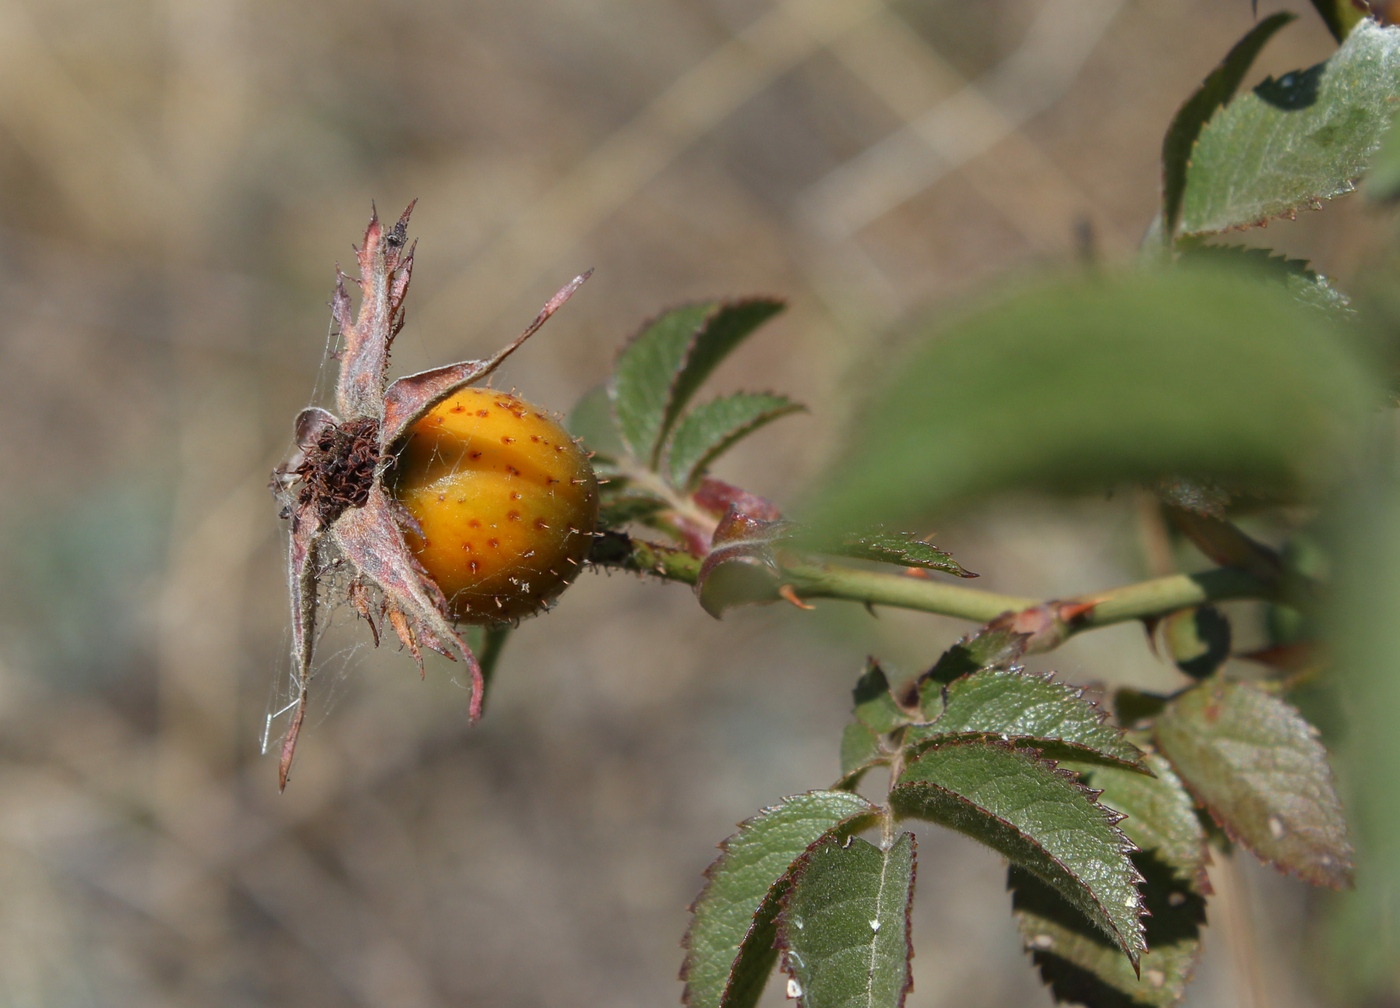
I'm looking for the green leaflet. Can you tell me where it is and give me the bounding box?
[852,660,909,734]
[777,833,916,1008]
[1155,679,1353,888]
[791,528,972,578]
[920,627,1029,695]
[838,721,885,783]
[891,740,1145,964]
[610,299,784,465]
[567,383,624,463]
[810,268,1376,531]
[1180,21,1400,235]
[1011,753,1209,1007]
[667,392,804,491]
[1161,12,1295,238]
[909,669,1144,771]
[1010,854,1204,1008]
[682,791,880,1008]
[1176,243,1354,321]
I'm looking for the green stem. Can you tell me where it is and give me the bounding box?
[591,535,1282,645]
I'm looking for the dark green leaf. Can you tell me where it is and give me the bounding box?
[610,299,784,466]
[1154,679,1353,888]
[1011,754,1208,1007]
[1114,689,1168,729]
[1161,606,1232,681]
[811,268,1376,531]
[1180,22,1400,235]
[909,669,1145,771]
[920,627,1029,698]
[668,392,804,490]
[793,528,973,578]
[567,383,624,463]
[777,833,916,1008]
[1162,12,1295,238]
[852,659,909,734]
[682,791,879,1008]
[891,740,1145,963]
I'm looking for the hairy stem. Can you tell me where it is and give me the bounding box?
[592,534,1282,644]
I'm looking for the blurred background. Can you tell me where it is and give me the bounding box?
[0,0,1387,1005]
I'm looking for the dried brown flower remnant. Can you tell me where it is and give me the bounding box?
[270,203,589,790]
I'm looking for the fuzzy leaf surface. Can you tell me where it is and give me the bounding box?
[1180,21,1400,235]
[1011,753,1208,1007]
[777,833,916,1008]
[682,791,879,1008]
[1155,679,1353,888]
[910,669,1144,771]
[668,392,804,490]
[891,741,1144,963]
[611,300,784,465]
[1162,12,1295,237]
[811,268,1375,531]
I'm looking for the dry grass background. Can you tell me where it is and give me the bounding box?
[0,1,1383,1005]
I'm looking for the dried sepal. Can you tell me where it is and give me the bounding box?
[270,203,588,790]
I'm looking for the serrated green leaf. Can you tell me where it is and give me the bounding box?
[567,383,624,462]
[891,740,1145,963]
[909,669,1145,771]
[668,392,804,490]
[682,791,880,1008]
[1011,753,1208,1007]
[1177,243,1354,320]
[853,659,908,734]
[810,268,1377,531]
[610,299,784,466]
[777,833,916,1008]
[1011,852,1204,1008]
[1154,679,1353,888]
[1162,12,1295,238]
[1180,21,1400,235]
[920,627,1030,701]
[793,528,973,578]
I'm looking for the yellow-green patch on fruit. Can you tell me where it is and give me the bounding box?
[392,388,599,623]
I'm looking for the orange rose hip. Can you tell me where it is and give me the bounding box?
[392,387,599,623]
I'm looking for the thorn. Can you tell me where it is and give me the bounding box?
[779,584,815,610]
[902,567,931,579]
